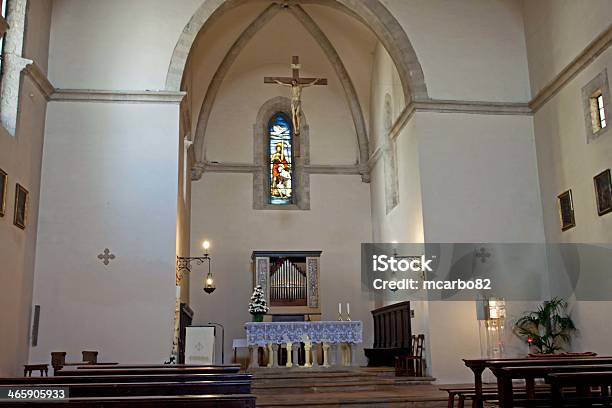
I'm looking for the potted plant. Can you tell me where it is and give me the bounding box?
[514,297,577,355]
[248,285,269,322]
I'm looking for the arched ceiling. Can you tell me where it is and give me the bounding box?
[171,0,428,182]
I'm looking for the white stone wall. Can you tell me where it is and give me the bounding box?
[47,0,202,90]
[522,0,612,95]
[383,0,532,102]
[190,173,372,365]
[368,23,546,383]
[0,0,52,376]
[523,0,612,357]
[416,112,546,383]
[30,102,180,365]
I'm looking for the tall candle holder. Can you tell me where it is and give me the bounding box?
[337,302,344,321]
[345,302,351,321]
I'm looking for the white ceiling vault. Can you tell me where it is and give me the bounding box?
[167,0,428,180]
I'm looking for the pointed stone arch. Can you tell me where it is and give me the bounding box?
[165,0,429,102]
[169,0,429,182]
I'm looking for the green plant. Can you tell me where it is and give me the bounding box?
[514,297,577,354]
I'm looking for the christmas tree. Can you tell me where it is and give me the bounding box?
[249,285,269,316]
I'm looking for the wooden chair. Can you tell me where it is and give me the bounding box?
[82,351,98,364]
[51,351,67,371]
[395,334,426,376]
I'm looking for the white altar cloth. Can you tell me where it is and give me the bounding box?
[245,321,362,346]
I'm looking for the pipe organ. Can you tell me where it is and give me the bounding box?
[252,251,322,321]
[270,258,307,306]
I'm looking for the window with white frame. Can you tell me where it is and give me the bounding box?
[591,91,607,132]
[582,69,610,143]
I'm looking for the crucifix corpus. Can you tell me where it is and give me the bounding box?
[264,56,327,156]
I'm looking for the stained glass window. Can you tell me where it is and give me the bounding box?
[268,113,294,205]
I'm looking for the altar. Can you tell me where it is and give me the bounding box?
[245,321,362,368]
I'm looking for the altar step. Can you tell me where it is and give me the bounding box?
[255,386,448,407]
[251,368,445,407]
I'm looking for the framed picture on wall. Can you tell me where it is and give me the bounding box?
[13,183,29,229]
[0,168,6,217]
[594,169,612,216]
[557,189,575,231]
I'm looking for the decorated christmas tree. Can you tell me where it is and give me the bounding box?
[248,285,269,322]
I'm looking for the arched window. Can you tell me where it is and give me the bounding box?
[268,112,294,205]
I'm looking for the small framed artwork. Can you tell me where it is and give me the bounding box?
[0,168,6,217]
[13,183,29,229]
[594,169,612,216]
[557,189,575,231]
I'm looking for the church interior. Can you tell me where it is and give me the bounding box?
[1,0,612,406]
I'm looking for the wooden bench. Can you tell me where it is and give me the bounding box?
[56,366,241,376]
[0,394,256,407]
[75,364,238,370]
[464,356,612,408]
[440,385,498,408]
[0,380,251,398]
[492,364,612,407]
[1,364,255,407]
[439,384,551,408]
[23,364,48,377]
[0,373,252,385]
[548,371,612,407]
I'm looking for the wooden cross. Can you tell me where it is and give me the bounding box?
[265,56,327,157]
[264,56,328,88]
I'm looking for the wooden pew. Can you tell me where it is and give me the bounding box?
[56,366,241,376]
[492,364,612,407]
[0,373,251,385]
[0,364,255,407]
[76,364,238,370]
[440,384,550,408]
[0,380,251,398]
[548,371,612,407]
[464,356,612,408]
[0,394,256,407]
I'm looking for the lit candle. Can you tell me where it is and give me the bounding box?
[346,303,350,315]
[338,303,342,315]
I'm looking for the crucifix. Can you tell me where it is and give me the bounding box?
[264,56,327,156]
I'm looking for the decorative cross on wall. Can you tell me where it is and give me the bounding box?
[474,247,491,263]
[97,248,116,265]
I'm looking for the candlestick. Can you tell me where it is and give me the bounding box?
[338,302,343,321]
[346,302,351,321]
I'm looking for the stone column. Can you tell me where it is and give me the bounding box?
[266,343,274,368]
[311,343,319,368]
[285,342,293,368]
[304,342,312,368]
[349,343,357,367]
[322,343,330,367]
[330,343,338,367]
[271,344,279,368]
[249,346,260,369]
[291,343,299,368]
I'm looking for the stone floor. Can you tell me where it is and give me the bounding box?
[250,367,455,407]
